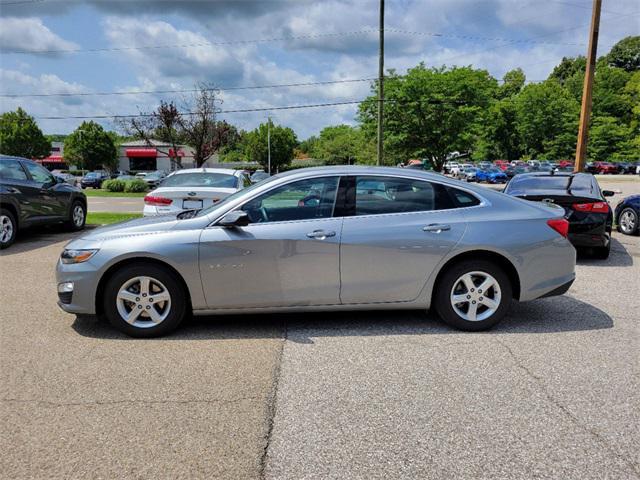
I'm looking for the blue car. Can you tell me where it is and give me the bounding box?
[476,168,508,184]
[615,194,640,236]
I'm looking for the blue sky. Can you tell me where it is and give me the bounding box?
[1,0,638,139]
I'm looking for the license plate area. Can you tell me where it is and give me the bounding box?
[182,199,203,209]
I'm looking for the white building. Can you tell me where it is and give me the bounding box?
[118,139,199,172]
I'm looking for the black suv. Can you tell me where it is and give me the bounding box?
[0,155,87,249]
[81,171,110,189]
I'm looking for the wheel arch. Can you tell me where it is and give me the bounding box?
[95,257,193,316]
[430,249,521,303]
[0,201,20,229]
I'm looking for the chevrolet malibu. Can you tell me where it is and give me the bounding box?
[56,167,576,337]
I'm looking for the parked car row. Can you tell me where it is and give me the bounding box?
[446,159,640,176]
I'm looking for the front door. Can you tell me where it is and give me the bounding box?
[339,175,467,304]
[199,176,342,309]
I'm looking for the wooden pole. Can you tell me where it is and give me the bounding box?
[574,0,602,173]
[377,0,385,166]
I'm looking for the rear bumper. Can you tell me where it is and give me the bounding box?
[538,278,575,298]
[568,232,610,248]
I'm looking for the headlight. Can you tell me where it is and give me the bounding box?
[60,249,99,264]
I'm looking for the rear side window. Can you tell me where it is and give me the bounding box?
[445,186,481,207]
[353,176,454,215]
[0,160,28,181]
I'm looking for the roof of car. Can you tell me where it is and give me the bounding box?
[172,168,243,175]
[0,155,36,163]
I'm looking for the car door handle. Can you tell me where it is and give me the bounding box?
[306,230,336,239]
[423,224,451,233]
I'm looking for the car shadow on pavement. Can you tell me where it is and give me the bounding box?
[576,237,633,267]
[0,224,92,257]
[71,293,612,343]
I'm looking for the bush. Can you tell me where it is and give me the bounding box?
[102,179,125,192]
[124,179,147,193]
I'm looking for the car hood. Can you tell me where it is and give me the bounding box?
[73,214,181,246]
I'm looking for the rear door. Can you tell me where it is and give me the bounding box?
[0,159,37,223]
[339,175,467,304]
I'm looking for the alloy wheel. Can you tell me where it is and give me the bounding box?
[619,209,636,234]
[1,215,14,244]
[450,271,502,322]
[73,204,85,227]
[116,276,172,328]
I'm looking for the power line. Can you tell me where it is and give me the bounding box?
[1,30,379,55]
[32,98,475,120]
[0,78,377,99]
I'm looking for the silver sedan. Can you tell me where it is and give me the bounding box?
[56,166,576,337]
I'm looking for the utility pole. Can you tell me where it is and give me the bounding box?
[377,0,385,166]
[267,115,271,175]
[574,0,602,173]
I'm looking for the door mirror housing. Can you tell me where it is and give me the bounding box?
[218,210,250,227]
[602,190,615,197]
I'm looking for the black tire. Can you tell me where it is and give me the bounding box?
[0,208,17,249]
[434,259,512,331]
[103,263,187,338]
[65,200,86,231]
[592,242,610,260]
[617,207,639,236]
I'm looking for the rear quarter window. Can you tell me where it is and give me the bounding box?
[444,186,481,208]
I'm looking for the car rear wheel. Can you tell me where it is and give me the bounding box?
[0,208,17,249]
[617,208,638,235]
[434,260,512,331]
[65,201,86,231]
[103,264,187,337]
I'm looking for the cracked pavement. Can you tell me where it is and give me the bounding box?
[1,181,639,479]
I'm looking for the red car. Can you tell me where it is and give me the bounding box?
[593,162,618,174]
[558,160,574,168]
[493,160,509,171]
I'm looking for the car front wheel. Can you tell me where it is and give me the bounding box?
[103,264,187,337]
[434,260,512,331]
[0,208,17,249]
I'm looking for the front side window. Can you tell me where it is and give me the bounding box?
[354,176,453,215]
[241,176,339,223]
[23,162,54,184]
[0,160,28,181]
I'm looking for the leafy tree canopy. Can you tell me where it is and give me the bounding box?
[64,121,118,171]
[0,108,50,159]
[245,120,297,172]
[606,36,640,72]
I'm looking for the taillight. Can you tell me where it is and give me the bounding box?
[572,202,609,213]
[144,195,173,206]
[547,218,569,238]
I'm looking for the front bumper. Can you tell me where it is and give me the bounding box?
[56,258,100,315]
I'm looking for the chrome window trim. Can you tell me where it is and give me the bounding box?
[206,171,490,228]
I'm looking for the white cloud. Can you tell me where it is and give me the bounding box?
[0,17,78,54]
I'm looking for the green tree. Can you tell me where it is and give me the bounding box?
[588,116,632,161]
[245,120,297,172]
[514,81,580,158]
[499,68,526,99]
[0,108,50,158]
[549,56,586,85]
[311,125,362,165]
[473,98,521,160]
[358,64,498,170]
[606,36,640,72]
[64,121,118,171]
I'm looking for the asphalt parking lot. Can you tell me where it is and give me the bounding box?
[1,179,639,479]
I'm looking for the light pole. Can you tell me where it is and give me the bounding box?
[267,115,271,175]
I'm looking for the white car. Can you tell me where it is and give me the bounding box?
[143,168,250,216]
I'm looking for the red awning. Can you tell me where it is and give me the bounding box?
[38,155,64,163]
[126,148,157,157]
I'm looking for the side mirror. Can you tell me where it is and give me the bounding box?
[602,190,615,197]
[55,176,65,184]
[218,210,250,227]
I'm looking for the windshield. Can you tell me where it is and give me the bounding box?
[161,172,237,188]
[194,176,277,217]
[85,173,98,178]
